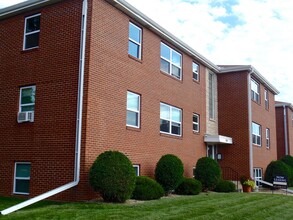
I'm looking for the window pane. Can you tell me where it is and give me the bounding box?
[161,43,170,60]
[26,16,40,33]
[127,92,139,111]
[160,119,170,132]
[193,62,198,73]
[25,32,39,49]
[129,23,141,43]
[193,123,198,131]
[128,41,139,58]
[133,166,140,176]
[21,105,35,112]
[16,164,31,178]
[21,87,35,105]
[15,179,30,194]
[172,108,181,122]
[257,136,261,145]
[171,122,181,135]
[172,51,181,67]
[193,72,198,80]
[160,104,170,120]
[172,65,180,79]
[161,59,170,73]
[127,111,138,127]
[193,114,198,123]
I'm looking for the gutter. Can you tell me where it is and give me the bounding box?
[247,71,254,178]
[283,105,289,155]
[1,0,88,215]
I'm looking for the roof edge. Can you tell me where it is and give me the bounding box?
[276,102,293,110]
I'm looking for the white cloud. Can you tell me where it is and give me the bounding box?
[126,0,293,104]
[0,0,26,9]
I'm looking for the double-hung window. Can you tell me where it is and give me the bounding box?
[128,22,142,59]
[20,86,36,112]
[252,122,261,146]
[192,62,199,81]
[251,79,260,103]
[14,162,31,195]
[126,91,140,128]
[23,14,41,50]
[193,113,199,132]
[160,42,182,80]
[133,165,140,176]
[160,103,182,136]
[266,128,270,148]
[264,89,269,109]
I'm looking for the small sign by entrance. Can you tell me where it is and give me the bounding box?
[273,175,288,189]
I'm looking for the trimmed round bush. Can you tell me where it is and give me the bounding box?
[194,157,222,191]
[214,180,236,193]
[264,160,293,187]
[175,177,202,195]
[132,176,164,200]
[155,154,184,193]
[281,155,293,168]
[89,151,136,203]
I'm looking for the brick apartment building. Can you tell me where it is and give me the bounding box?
[275,101,293,159]
[217,66,279,182]
[0,0,280,213]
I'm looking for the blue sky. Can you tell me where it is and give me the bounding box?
[1,0,292,104]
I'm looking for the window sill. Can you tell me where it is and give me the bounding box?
[160,70,182,83]
[253,144,262,148]
[126,126,141,132]
[160,132,182,140]
[21,47,39,53]
[251,99,261,106]
[193,131,200,135]
[193,79,200,84]
[128,54,142,63]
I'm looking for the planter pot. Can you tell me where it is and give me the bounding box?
[242,185,252,193]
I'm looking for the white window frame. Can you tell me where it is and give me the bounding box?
[128,22,142,59]
[209,72,215,120]
[264,89,269,109]
[160,103,182,136]
[23,13,41,50]
[252,122,261,146]
[192,62,199,81]
[126,91,140,128]
[160,42,182,80]
[266,128,270,149]
[193,113,199,132]
[133,164,140,176]
[251,79,260,103]
[207,145,217,160]
[19,85,36,113]
[14,162,31,195]
[253,168,262,186]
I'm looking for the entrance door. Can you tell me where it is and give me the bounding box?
[207,145,217,160]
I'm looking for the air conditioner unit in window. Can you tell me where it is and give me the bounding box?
[17,111,34,123]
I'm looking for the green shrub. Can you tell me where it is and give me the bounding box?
[155,154,184,193]
[132,176,164,200]
[214,180,236,193]
[175,177,202,195]
[194,157,222,191]
[281,155,293,168]
[89,151,136,203]
[264,160,293,187]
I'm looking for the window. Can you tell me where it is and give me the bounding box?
[133,165,140,176]
[193,113,199,132]
[251,79,260,103]
[160,42,182,80]
[160,103,182,136]
[253,168,262,186]
[209,73,215,120]
[207,145,217,160]
[266,128,270,148]
[128,22,142,59]
[126,91,140,128]
[23,14,41,50]
[192,62,199,81]
[20,86,36,112]
[264,89,269,109]
[252,122,261,146]
[14,162,31,195]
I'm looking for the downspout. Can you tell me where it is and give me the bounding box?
[1,0,88,215]
[247,71,253,178]
[283,105,289,155]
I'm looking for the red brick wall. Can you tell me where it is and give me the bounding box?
[276,106,285,159]
[251,77,277,175]
[287,108,293,155]
[0,0,82,200]
[217,71,251,178]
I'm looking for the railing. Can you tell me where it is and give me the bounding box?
[255,179,293,194]
[221,167,240,190]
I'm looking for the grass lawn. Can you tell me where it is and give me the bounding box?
[1,192,293,219]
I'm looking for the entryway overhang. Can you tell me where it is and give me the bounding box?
[204,134,233,145]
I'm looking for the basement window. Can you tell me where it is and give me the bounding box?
[14,162,31,195]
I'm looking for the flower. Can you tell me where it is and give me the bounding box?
[242,180,255,188]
